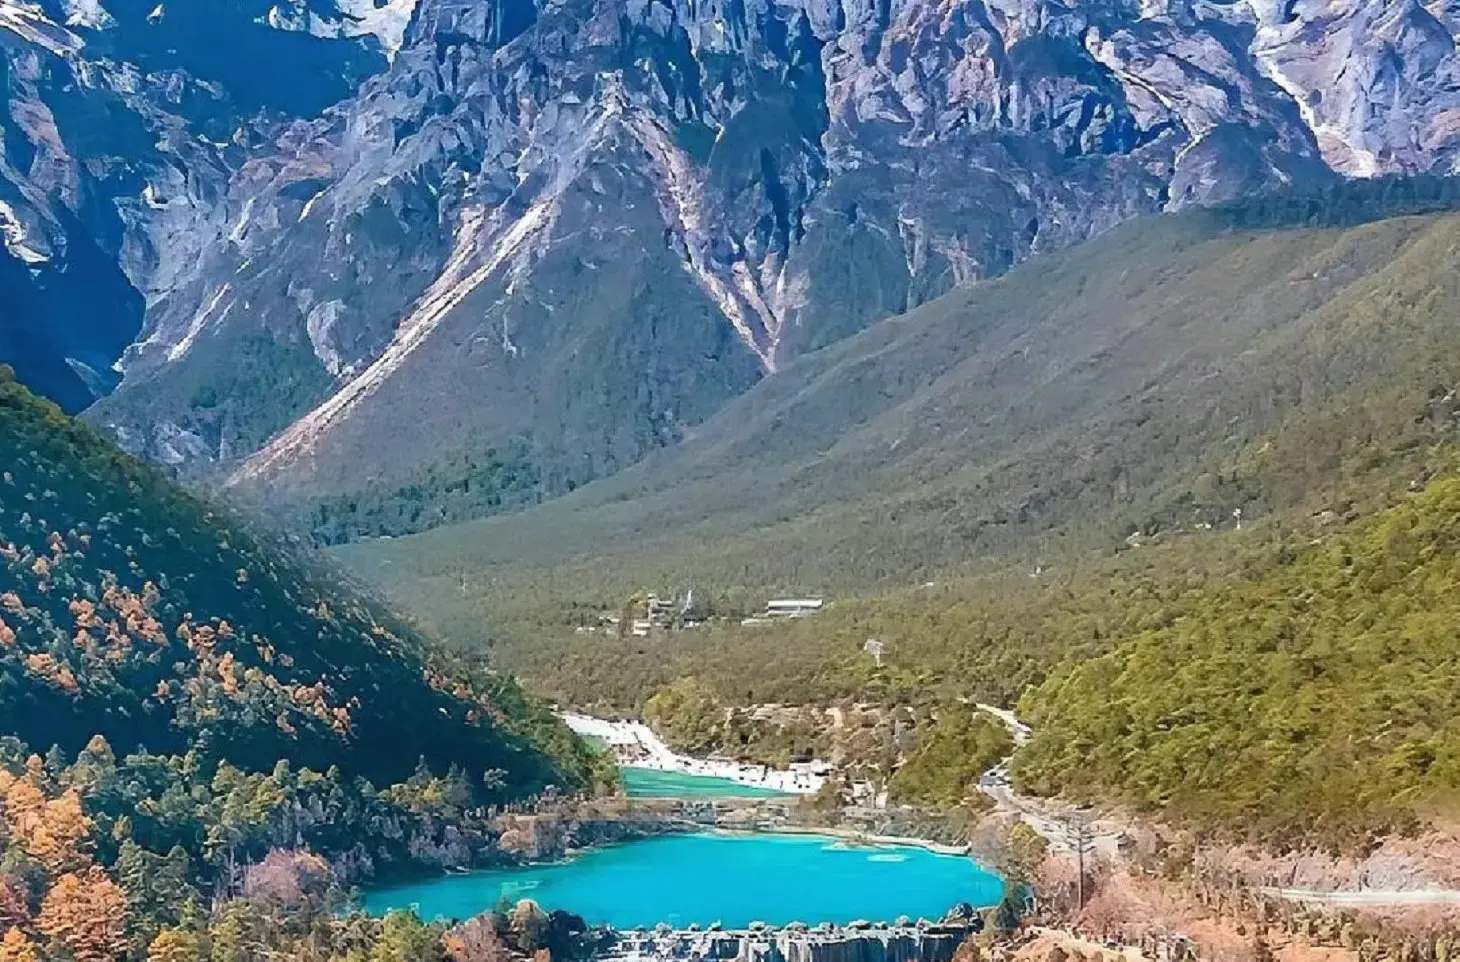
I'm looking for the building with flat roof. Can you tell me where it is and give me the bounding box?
[764,598,824,617]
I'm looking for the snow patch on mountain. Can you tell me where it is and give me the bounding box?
[263,0,419,59]
[60,0,112,29]
[0,201,50,265]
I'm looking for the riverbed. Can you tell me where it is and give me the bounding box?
[362,832,1002,928]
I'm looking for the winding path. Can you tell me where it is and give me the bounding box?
[972,706,1460,907]
[1256,887,1460,906]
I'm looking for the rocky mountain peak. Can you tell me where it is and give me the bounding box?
[7,0,1460,525]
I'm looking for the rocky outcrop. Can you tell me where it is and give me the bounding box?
[8,0,1460,515]
[492,805,691,861]
[0,0,391,409]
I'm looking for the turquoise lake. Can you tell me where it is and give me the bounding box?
[620,767,789,798]
[362,832,1003,928]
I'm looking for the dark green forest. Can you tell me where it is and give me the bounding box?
[0,369,613,960]
[0,367,597,792]
[1013,473,1460,850]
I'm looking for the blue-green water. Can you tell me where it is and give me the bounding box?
[362,832,1002,928]
[620,767,790,798]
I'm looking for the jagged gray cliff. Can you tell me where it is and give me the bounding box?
[0,0,396,409]
[6,0,1460,529]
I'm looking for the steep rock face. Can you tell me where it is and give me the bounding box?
[1248,0,1460,177]
[9,0,1460,525]
[0,0,392,410]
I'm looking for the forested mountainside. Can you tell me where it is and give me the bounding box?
[0,738,610,962]
[0,367,597,792]
[340,202,1460,642]
[0,367,617,960]
[1014,471,1460,850]
[331,201,1460,848]
[1,0,1447,535]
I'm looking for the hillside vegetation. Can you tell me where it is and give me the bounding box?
[0,367,597,792]
[0,368,618,960]
[0,730,619,962]
[335,203,1460,846]
[342,208,1460,650]
[1013,473,1460,850]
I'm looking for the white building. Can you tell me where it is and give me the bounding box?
[764,598,824,617]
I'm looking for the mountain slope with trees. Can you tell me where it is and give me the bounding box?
[331,200,1460,847]
[1012,471,1460,851]
[340,204,1460,649]
[0,365,598,793]
[0,366,615,960]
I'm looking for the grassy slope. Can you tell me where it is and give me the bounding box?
[341,210,1460,643]
[0,369,597,797]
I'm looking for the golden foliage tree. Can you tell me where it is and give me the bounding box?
[35,866,128,962]
[0,773,94,875]
[26,790,94,874]
[0,928,39,962]
[146,927,205,962]
[444,916,509,962]
[0,770,45,835]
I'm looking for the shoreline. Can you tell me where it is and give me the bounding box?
[764,824,973,858]
[562,711,829,795]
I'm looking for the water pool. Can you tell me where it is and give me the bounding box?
[362,831,1002,928]
[619,767,790,798]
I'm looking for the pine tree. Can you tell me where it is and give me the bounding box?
[207,902,262,962]
[159,846,195,906]
[117,839,165,943]
[371,910,445,962]
[23,789,93,874]
[70,735,117,792]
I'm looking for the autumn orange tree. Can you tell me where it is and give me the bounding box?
[0,928,39,962]
[0,767,94,874]
[35,866,129,962]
